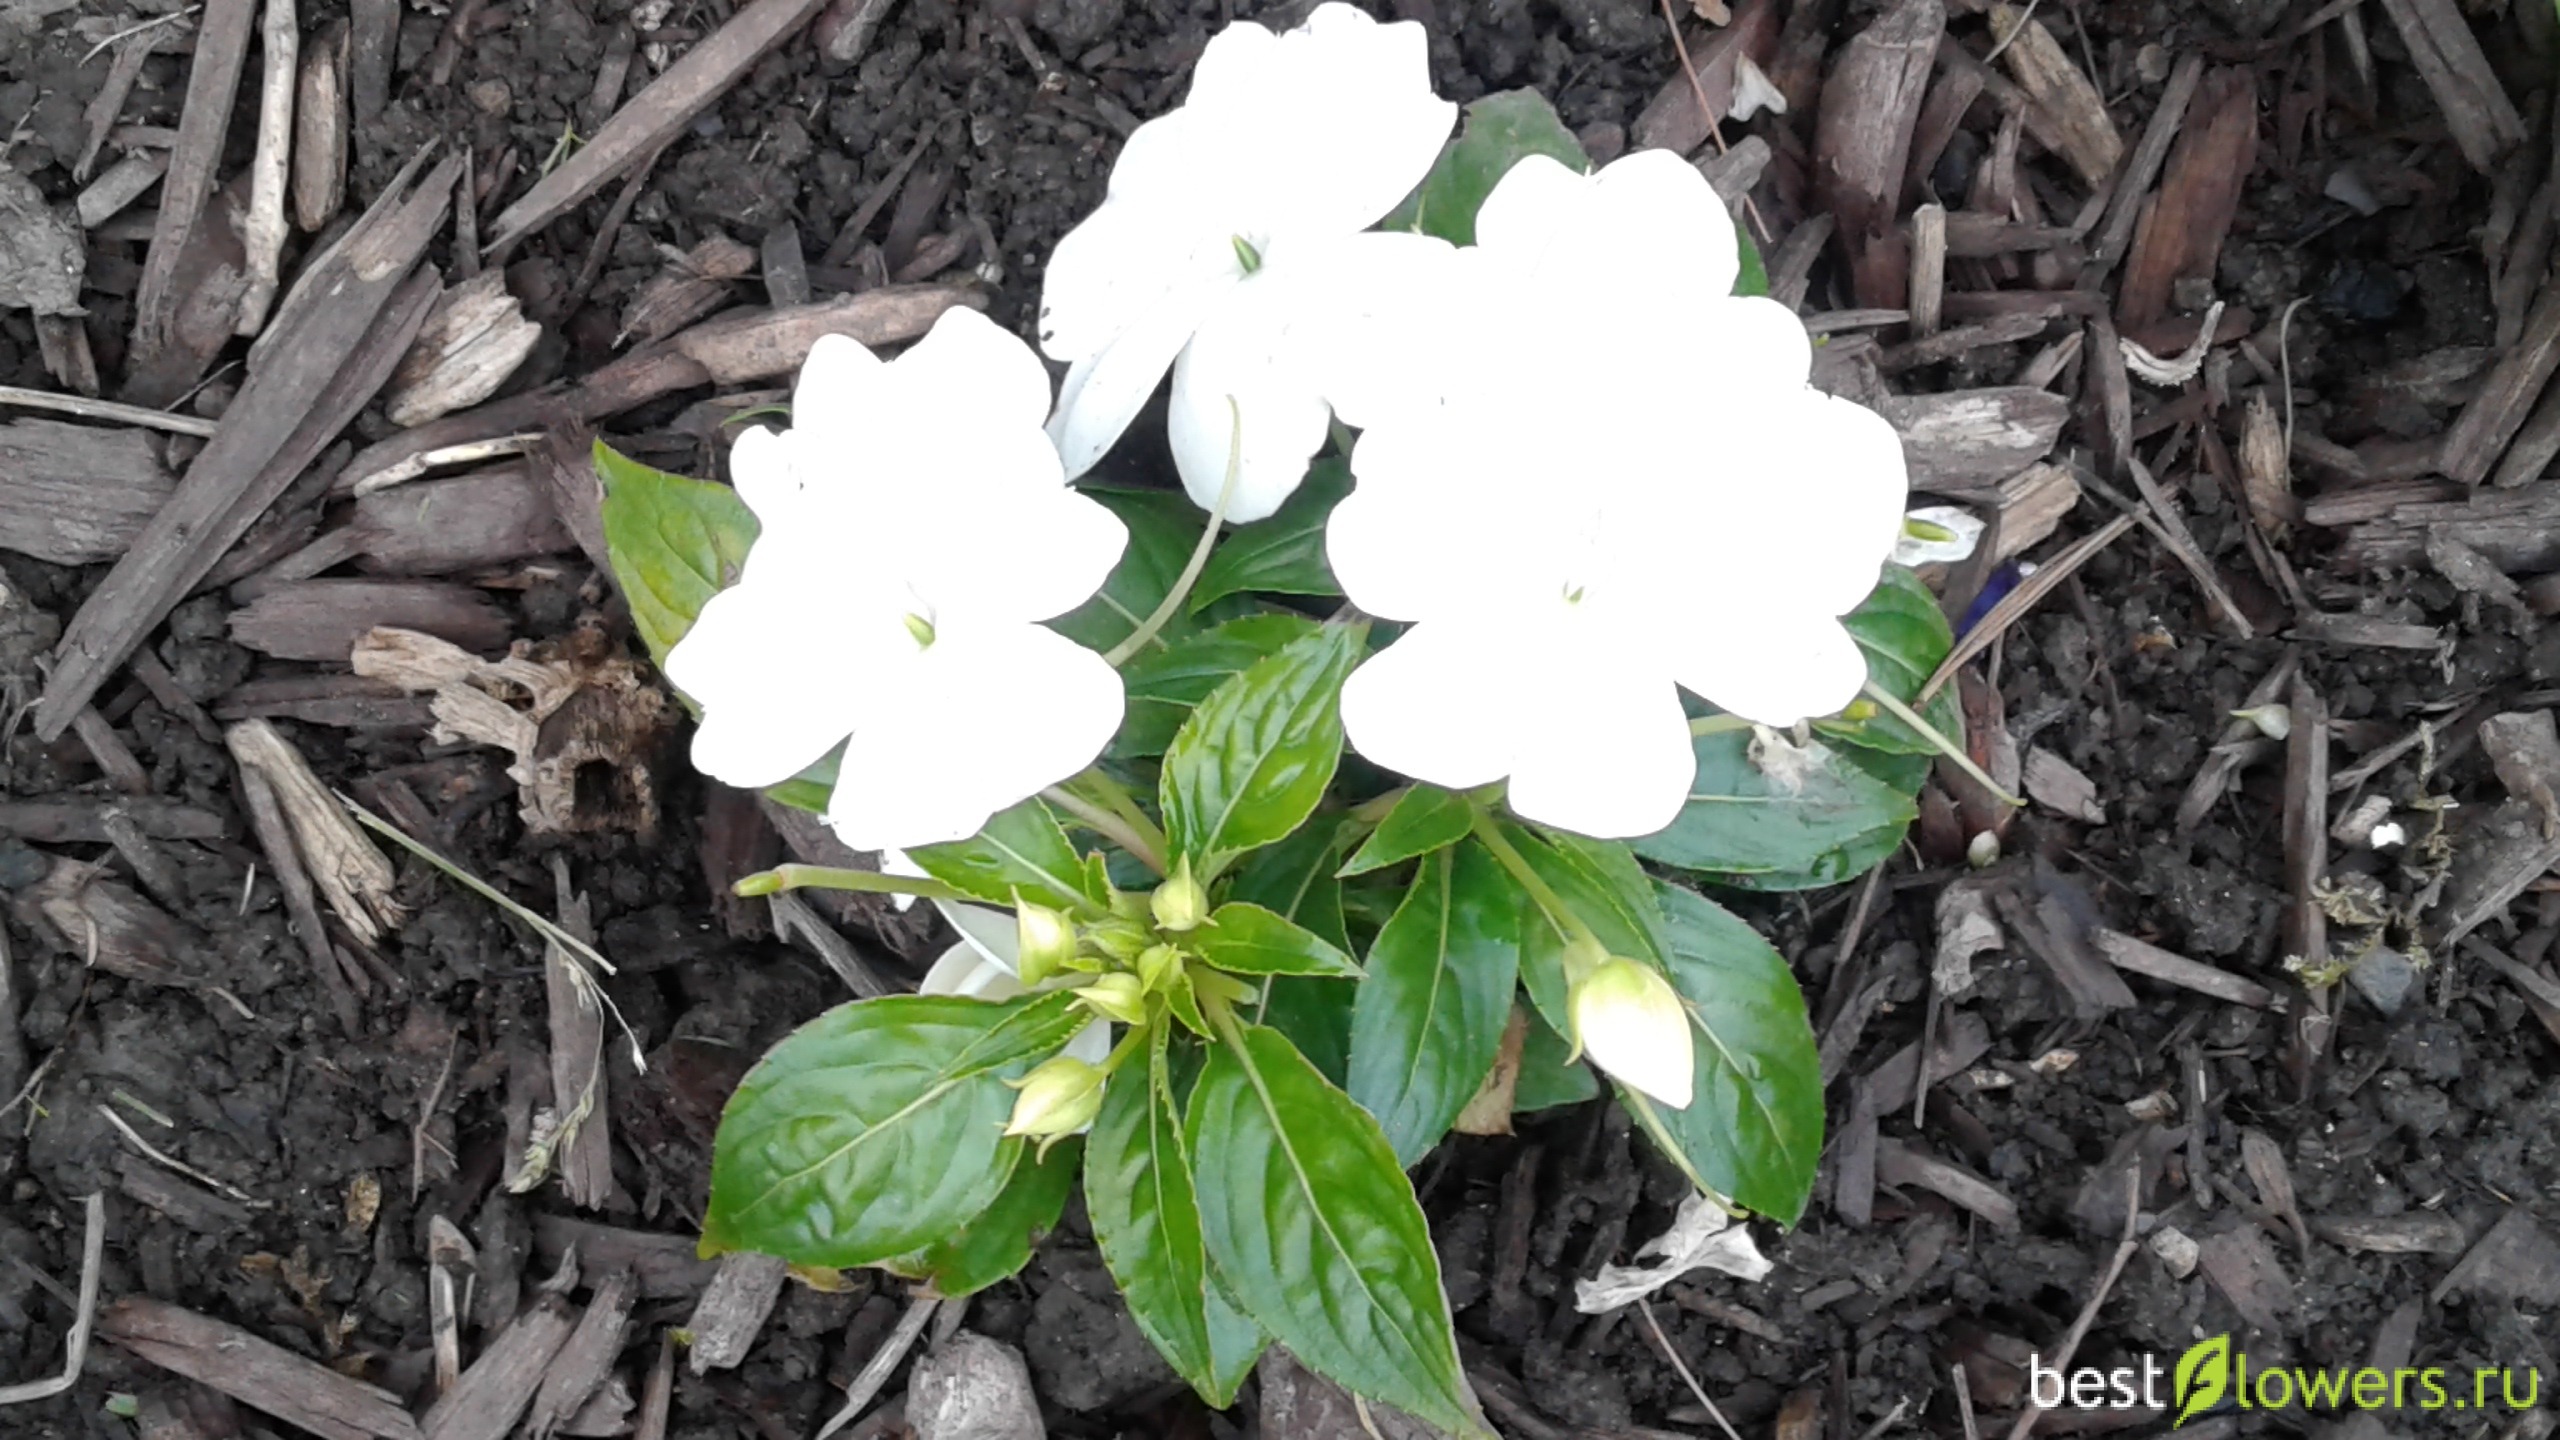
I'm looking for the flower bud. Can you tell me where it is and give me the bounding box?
[2230,703,2291,741]
[1004,1056,1105,1146]
[1074,972,1149,1026]
[1570,958,1693,1109]
[1087,917,1153,963]
[1013,896,1078,986]
[1151,858,1207,933]
[1138,942,1183,992]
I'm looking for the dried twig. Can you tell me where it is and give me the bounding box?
[0,385,220,436]
[0,1194,103,1405]
[1920,514,2137,701]
[228,720,403,942]
[1637,1299,1744,1440]
[816,1296,941,1440]
[236,0,298,333]
[2004,1172,2140,1440]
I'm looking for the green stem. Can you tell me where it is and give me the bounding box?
[1466,809,1603,956]
[734,865,977,903]
[1102,397,1244,668]
[1041,782,1166,877]
[1098,1023,1150,1077]
[1688,712,1753,738]
[1860,677,2023,808]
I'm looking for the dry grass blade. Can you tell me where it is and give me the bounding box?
[0,1194,104,1405]
[1920,514,2136,702]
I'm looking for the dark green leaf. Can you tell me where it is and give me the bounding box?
[594,441,757,668]
[1510,1006,1599,1113]
[1160,626,1362,868]
[1118,614,1322,760]
[1256,975,1355,1085]
[1189,459,1351,612]
[1815,565,1963,756]
[887,1139,1079,1296]
[1703,819,1905,892]
[1193,902,1361,977]
[1626,883,1824,1223]
[907,798,1109,914]
[1633,729,1917,880]
[1503,824,1665,1038]
[1186,1025,1485,1437]
[703,993,1085,1266]
[1227,823,1353,954]
[1051,489,1207,658]
[1087,1040,1261,1407]
[1384,90,1589,246]
[1346,843,1522,1165]
[1338,785,1474,877]
[1734,219,1770,298]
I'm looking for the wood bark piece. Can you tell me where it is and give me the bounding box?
[231,579,512,661]
[538,861,616,1208]
[336,284,978,495]
[1811,0,1942,309]
[2090,928,2274,1007]
[2118,68,2257,329]
[226,716,405,943]
[2375,0,2527,174]
[1876,387,2067,497]
[214,674,436,728]
[0,797,223,843]
[2085,52,2205,285]
[685,1252,788,1374]
[18,857,206,989]
[2443,282,2560,486]
[1988,3,2122,189]
[37,154,458,741]
[1875,1138,2017,1228]
[349,0,399,130]
[294,19,349,232]
[236,0,299,334]
[385,272,543,428]
[235,757,365,1030]
[100,1297,423,1440]
[533,1216,720,1299]
[130,0,257,385]
[2338,482,2560,569]
[0,419,175,564]
[525,1269,638,1440]
[350,465,574,573]
[621,234,757,346]
[420,1293,579,1440]
[486,0,833,253]
[1630,0,1783,156]
[77,150,170,229]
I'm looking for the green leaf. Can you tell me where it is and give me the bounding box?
[1226,822,1353,955]
[1086,1040,1263,1408]
[906,798,1109,915]
[1189,459,1351,612]
[1734,219,1770,298]
[1704,818,1906,892]
[1051,489,1207,658]
[1338,785,1474,877]
[1633,729,1917,881]
[1186,1025,1485,1437]
[1510,1006,1599,1113]
[595,441,758,668]
[1193,902,1361,977]
[1345,843,1521,1165]
[703,993,1086,1266]
[1257,977,1355,1086]
[887,1139,1079,1297]
[1384,90,1589,246]
[1626,883,1824,1224]
[1815,565,1963,757]
[1503,824,1666,1038]
[764,747,840,814]
[1160,625,1362,868]
[1118,614,1322,760]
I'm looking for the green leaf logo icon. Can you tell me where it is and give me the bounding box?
[2174,1335,2231,1427]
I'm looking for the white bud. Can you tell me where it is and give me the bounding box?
[1571,959,1693,1109]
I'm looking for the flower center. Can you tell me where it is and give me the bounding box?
[903,612,937,649]
[1230,234,1263,274]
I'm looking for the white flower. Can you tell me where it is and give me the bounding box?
[663,308,1129,853]
[1893,505,1984,566]
[1572,957,1693,1109]
[1037,2,1455,522]
[1327,150,1909,839]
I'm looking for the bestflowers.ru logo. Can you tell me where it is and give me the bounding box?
[2029,1335,2542,1426]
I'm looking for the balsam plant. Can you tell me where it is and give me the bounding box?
[594,9,1965,1433]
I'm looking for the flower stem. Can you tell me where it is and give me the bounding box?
[1466,808,1605,955]
[1859,677,2023,808]
[1102,397,1244,668]
[734,865,977,903]
[1687,712,1753,738]
[1041,780,1167,877]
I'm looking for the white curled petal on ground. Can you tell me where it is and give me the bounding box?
[1572,1191,1772,1313]
[1339,620,1521,793]
[1894,505,1987,567]
[825,622,1124,852]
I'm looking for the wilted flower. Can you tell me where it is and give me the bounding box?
[1328,150,1908,839]
[1571,957,1694,1109]
[1036,2,1455,520]
[664,308,1129,852]
[1005,1056,1107,1148]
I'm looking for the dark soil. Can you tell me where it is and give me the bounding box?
[4,0,2559,1436]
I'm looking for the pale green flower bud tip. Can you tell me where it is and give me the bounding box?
[1004,1056,1105,1141]
[1571,958,1694,1110]
[1074,972,1148,1026]
[2230,703,2291,741]
[1013,896,1078,986]
[1965,830,2001,869]
[1151,858,1207,933]
[902,611,936,648]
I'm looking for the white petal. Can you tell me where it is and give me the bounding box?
[932,900,1024,978]
[663,579,880,788]
[1038,134,1238,363]
[1469,153,1589,264]
[1504,654,1696,841]
[1675,616,1871,728]
[1280,230,1461,431]
[1166,282,1334,523]
[903,478,1130,625]
[825,622,1125,852]
[1340,620,1522,792]
[1046,285,1221,481]
[893,307,1057,435]
[919,940,1021,999]
[726,422,801,521]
